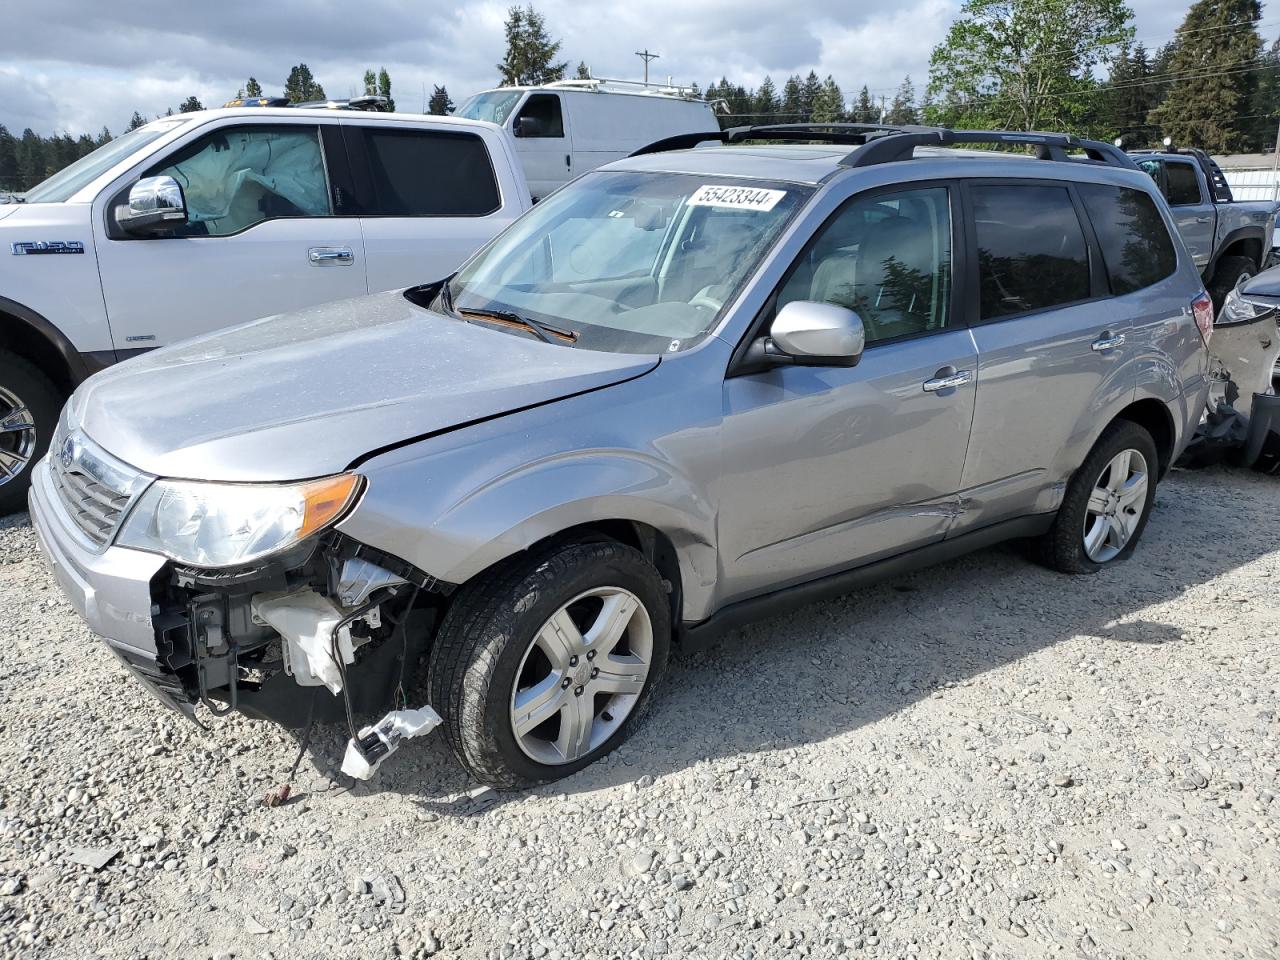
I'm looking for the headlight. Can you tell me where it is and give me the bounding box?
[117,473,361,568]
[1219,287,1275,326]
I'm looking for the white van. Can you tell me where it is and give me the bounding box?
[457,79,722,200]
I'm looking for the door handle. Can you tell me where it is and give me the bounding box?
[1091,333,1126,352]
[308,246,354,266]
[1194,216,1212,224]
[922,369,972,392]
[565,154,572,169]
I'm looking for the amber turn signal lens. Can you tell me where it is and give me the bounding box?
[299,473,362,539]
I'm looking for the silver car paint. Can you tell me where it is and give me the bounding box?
[34,145,1211,651]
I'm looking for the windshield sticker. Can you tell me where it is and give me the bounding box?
[688,184,786,211]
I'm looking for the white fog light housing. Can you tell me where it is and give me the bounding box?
[117,473,362,568]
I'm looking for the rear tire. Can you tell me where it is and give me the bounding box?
[1208,255,1257,311]
[427,541,670,789]
[0,351,63,516]
[1037,420,1159,575]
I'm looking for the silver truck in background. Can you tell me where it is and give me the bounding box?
[1129,146,1278,308]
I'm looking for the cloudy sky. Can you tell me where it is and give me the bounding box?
[1,0,1213,136]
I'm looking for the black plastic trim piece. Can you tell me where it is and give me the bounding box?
[0,295,93,386]
[679,514,1055,651]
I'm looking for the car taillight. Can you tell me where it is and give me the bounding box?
[1192,291,1214,343]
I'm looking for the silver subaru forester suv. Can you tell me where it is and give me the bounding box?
[30,124,1213,787]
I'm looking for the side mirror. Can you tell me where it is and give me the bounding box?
[512,115,541,138]
[115,176,187,236]
[759,300,865,367]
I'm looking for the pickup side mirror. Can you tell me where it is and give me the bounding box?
[754,300,866,368]
[115,176,188,236]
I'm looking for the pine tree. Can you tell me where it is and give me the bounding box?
[800,71,821,119]
[496,5,567,86]
[96,126,112,146]
[1149,0,1263,152]
[428,85,455,115]
[378,68,395,111]
[1104,43,1160,146]
[576,61,591,80]
[0,125,18,192]
[887,76,918,124]
[178,95,203,113]
[284,64,325,103]
[17,129,47,188]
[245,77,263,97]
[851,85,876,123]
[811,76,845,123]
[1250,37,1280,148]
[781,75,803,120]
[755,76,780,120]
[127,111,147,131]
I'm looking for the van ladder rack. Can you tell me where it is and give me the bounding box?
[630,123,1139,170]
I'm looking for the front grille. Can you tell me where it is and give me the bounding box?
[48,428,146,548]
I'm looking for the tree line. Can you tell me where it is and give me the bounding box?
[4,0,1277,192]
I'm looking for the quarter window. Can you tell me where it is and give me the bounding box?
[1078,184,1178,295]
[1164,162,1202,205]
[357,128,500,217]
[148,126,331,236]
[777,187,952,344]
[972,184,1091,320]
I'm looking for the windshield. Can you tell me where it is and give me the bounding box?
[443,170,812,353]
[456,90,524,125]
[22,118,191,203]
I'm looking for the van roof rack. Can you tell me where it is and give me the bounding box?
[541,77,704,100]
[631,123,1139,170]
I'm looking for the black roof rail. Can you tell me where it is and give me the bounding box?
[630,122,1139,170]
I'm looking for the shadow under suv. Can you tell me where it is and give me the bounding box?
[30,124,1213,788]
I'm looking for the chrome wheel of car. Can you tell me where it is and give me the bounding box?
[509,586,653,766]
[1082,448,1149,563]
[0,385,37,486]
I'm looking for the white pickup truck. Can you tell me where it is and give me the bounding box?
[0,108,533,511]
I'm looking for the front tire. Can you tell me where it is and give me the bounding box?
[428,541,671,788]
[1208,255,1257,311]
[0,351,63,516]
[1038,420,1159,575]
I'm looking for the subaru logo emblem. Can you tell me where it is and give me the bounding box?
[60,436,76,469]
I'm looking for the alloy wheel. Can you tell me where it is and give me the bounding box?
[1082,447,1149,563]
[509,586,653,765]
[0,386,37,487]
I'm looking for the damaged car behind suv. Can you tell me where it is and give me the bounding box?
[30,124,1212,788]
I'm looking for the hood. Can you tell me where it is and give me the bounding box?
[0,202,22,221]
[71,290,659,482]
[1239,265,1280,301]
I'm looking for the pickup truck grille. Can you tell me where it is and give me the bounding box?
[48,429,146,548]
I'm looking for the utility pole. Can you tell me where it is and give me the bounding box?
[635,49,660,86]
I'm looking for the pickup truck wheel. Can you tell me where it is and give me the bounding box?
[1037,420,1159,575]
[427,541,670,788]
[1208,255,1257,311]
[0,351,62,515]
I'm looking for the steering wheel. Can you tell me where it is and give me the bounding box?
[689,285,724,311]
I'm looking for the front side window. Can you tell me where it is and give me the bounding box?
[972,183,1091,320]
[357,128,500,216]
[777,187,952,344]
[148,125,330,236]
[442,171,811,353]
[514,94,565,138]
[1078,184,1178,295]
[1164,162,1202,205]
[22,118,191,204]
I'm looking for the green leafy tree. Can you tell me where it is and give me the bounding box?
[363,69,378,95]
[887,76,918,124]
[497,5,566,86]
[811,76,846,122]
[245,77,263,97]
[378,67,395,111]
[850,85,877,123]
[428,84,455,115]
[178,95,203,113]
[284,63,326,102]
[928,0,1134,131]
[1149,0,1263,152]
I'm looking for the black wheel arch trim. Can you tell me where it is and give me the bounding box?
[0,294,99,386]
[1206,226,1265,280]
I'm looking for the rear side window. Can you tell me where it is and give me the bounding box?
[357,128,500,217]
[972,184,1091,320]
[1164,162,1202,205]
[1078,184,1178,295]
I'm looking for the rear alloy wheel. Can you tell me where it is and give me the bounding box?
[0,351,63,516]
[428,541,670,788]
[1038,420,1159,574]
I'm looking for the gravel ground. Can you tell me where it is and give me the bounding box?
[0,466,1277,960]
